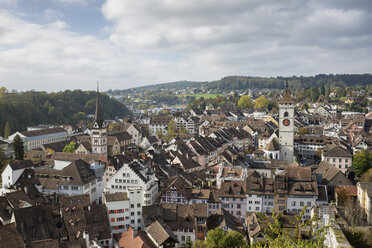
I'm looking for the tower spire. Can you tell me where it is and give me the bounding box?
[94,81,104,128]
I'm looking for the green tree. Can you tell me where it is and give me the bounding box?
[352,150,372,177]
[254,96,270,109]
[12,134,24,160]
[253,207,327,248]
[186,236,192,248]
[0,147,8,171]
[193,228,248,248]
[63,141,76,153]
[238,95,253,109]
[297,127,310,135]
[165,119,177,141]
[3,122,11,139]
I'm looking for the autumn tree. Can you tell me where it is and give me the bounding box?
[12,134,24,160]
[254,96,270,109]
[298,127,310,135]
[63,141,76,153]
[238,95,253,109]
[165,119,177,141]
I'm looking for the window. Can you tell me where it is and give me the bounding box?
[137,211,141,215]
[182,236,185,241]
[131,212,134,216]
[255,201,260,204]
[279,206,284,210]
[256,207,259,211]
[300,201,304,206]
[111,218,115,222]
[138,219,141,223]
[345,159,348,163]
[284,111,289,117]
[333,158,336,162]
[291,201,296,206]
[131,204,134,208]
[137,203,141,207]
[339,158,342,162]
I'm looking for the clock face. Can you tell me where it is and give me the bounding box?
[283,119,290,126]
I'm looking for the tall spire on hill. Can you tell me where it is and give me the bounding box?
[94,81,104,128]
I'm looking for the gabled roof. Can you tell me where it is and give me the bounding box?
[279,84,295,104]
[313,161,352,185]
[84,204,112,241]
[146,220,178,246]
[115,226,156,248]
[207,208,244,234]
[42,140,72,152]
[323,145,352,157]
[104,192,129,202]
[8,160,34,170]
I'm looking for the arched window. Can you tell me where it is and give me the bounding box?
[284,111,289,117]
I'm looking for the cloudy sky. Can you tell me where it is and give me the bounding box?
[0,0,372,91]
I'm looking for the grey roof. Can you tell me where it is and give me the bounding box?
[20,127,67,138]
[8,160,34,170]
[323,145,352,157]
[207,208,244,234]
[147,220,178,245]
[104,192,129,202]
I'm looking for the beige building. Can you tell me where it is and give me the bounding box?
[357,182,372,225]
[322,145,352,174]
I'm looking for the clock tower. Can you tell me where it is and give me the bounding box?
[279,82,295,164]
[91,83,107,158]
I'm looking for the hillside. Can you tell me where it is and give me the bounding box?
[0,90,131,136]
[112,74,372,93]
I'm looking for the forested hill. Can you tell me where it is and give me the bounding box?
[111,74,372,94]
[0,89,131,136]
[203,74,372,92]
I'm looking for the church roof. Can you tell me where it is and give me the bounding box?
[94,84,105,129]
[279,82,295,104]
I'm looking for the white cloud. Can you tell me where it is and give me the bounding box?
[43,8,63,21]
[1,0,372,91]
[0,0,18,6]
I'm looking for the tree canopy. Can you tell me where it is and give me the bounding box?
[352,149,372,177]
[0,90,131,137]
[238,95,253,109]
[193,228,248,248]
[12,134,24,160]
[63,141,76,153]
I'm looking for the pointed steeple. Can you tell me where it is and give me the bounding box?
[94,82,104,128]
[279,80,295,104]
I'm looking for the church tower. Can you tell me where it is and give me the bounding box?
[91,83,107,158]
[279,82,295,164]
